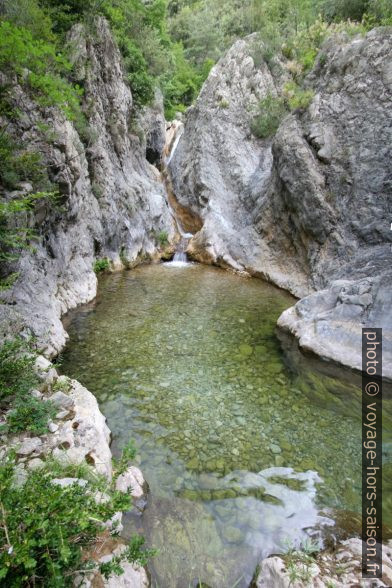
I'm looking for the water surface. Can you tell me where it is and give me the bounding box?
[61,264,392,587]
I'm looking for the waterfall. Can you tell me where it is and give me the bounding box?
[166,124,184,165]
[163,120,193,266]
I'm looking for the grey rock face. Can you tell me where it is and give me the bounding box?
[0,18,173,356]
[169,29,392,377]
[138,89,167,167]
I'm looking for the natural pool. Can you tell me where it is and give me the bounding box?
[61,263,392,587]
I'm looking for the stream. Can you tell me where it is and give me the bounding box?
[61,263,392,587]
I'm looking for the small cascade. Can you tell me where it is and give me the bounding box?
[162,119,194,267]
[172,235,191,264]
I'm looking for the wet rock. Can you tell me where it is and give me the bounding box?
[238,344,253,356]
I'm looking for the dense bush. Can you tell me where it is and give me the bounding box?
[0,454,154,586]
[251,94,287,139]
[0,338,55,434]
[0,20,82,120]
[0,338,38,408]
[0,188,56,262]
[93,258,110,273]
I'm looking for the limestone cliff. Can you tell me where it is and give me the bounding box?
[169,28,392,378]
[0,17,173,356]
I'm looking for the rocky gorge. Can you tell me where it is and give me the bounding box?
[169,27,392,379]
[0,9,391,588]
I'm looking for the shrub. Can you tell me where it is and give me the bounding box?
[113,440,137,477]
[0,132,51,191]
[155,230,169,247]
[0,337,55,435]
[5,395,56,435]
[0,21,83,121]
[91,181,104,199]
[0,272,19,291]
[218,98,229,108]
[283,538,321,587]
[0,338,39,408]
[93,258,110,273]
[0,190,56,262]
[284,81,315,111]
[251,94,287,138]
[0,454,155,586]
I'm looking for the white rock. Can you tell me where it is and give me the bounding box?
[51,477,88,488]
[99,546,149,588]
[54,421,75,450]
[56,410,70,420]
[104,511,123,535]
[27,458,45,470]
[17,437,42,456]
[116,466,145,499]
[69,380,113,479]
[49,391,75,410]
[31,389,43,399]
[48,422,59,433]
[34,356,57,384]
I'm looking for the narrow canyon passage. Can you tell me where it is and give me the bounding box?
[61,264,392,587]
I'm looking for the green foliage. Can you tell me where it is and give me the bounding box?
[113,440,137,478]
[0,455,154,586]
[0,132,51,191]
[155,229,169,247]
[320,0,369,22]
[6,395,56,435]
[100,536,155,578]
[93,258,110,273]
[251,94,287,138]
[364,0,392,25]
[218,99,229,109]
[0,272,19,291]
[0,338,38,409]
[283,538,321,586]
[0,20,82,120]
[39,0,97,35]
[283,81,315,110]
[0,337,55,435]
[0,0,54,42]
[51,377,72,394]
[91,181,104,199]
[0,190,56,262]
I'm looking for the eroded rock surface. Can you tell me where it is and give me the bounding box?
[170,29,392,376]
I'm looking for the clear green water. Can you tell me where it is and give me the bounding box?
[61,264,392,587]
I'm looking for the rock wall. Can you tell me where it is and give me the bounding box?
[169,28,392,377]
[0,17,173,357]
